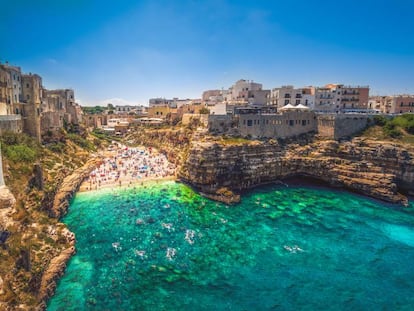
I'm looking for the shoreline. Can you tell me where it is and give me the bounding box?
[78,175,177,193]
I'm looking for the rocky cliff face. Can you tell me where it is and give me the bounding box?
[49,156,102,219]
[179,138,414,205]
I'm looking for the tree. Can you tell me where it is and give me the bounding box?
[199,107,210,114]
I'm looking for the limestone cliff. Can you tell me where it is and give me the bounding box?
[179,138,414,205]
[0,132,103,311]
[49,156,102,218]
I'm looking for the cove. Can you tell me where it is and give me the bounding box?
[47,181,414,310]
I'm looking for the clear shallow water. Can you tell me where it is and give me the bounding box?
[48,181,414,311]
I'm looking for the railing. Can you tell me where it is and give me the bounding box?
[342,85,369,89]
[0,114,22,121]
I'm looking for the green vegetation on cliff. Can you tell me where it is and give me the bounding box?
[362,114,414,144]
[0,130,105,310]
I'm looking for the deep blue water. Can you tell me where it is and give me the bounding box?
[48,181,414,310]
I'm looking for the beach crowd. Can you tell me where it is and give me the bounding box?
[82,143,176,191]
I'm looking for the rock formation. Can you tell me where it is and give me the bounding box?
[50,156,102,218]
[37,246,76,310]
[179,138,414,205]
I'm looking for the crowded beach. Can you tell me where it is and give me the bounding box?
[79,143,176,192]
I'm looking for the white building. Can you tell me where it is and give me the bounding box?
[224,79,269,106]
[267,86,303,109]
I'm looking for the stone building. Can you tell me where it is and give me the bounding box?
[0,64,24,134]
[0,115,23,135]
[0,66,12,115]
[41,89,82,134]
[208,105,374,140]
[0,63,82,140]
[147,106,174,119]
[16,74,43,141]
[209,106,317,139]
[317,114,374,140]
[83,114,108,129]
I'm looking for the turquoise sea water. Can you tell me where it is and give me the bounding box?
[48,181,414,311]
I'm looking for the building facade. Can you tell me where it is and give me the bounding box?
[368,95,414,114]
[18,74,43,141]
[314,84,369,113]
[267,86,303,108]
[223,79,270,106]
[208,106,317,139]
[41,88,82,134]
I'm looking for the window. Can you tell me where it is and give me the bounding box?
[289,120,294,126]
[27,94,30,100]
[302,120,306,126]
[247,120,253,126]
[26,83,30,88]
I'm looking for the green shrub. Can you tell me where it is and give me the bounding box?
[4,145,37,162]
[67,133,96,151]
[383,123,402,138]
[47,142,66,153]
[373,115,387,126]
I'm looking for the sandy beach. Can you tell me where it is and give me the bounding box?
[79,143,176,192]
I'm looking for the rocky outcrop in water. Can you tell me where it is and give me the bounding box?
[50,156,102,218]
[179,138,414,205]
[37,245,75,310]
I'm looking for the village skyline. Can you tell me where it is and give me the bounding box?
[1,0,414,106]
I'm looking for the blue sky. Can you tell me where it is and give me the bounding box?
[1,0,414,106]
